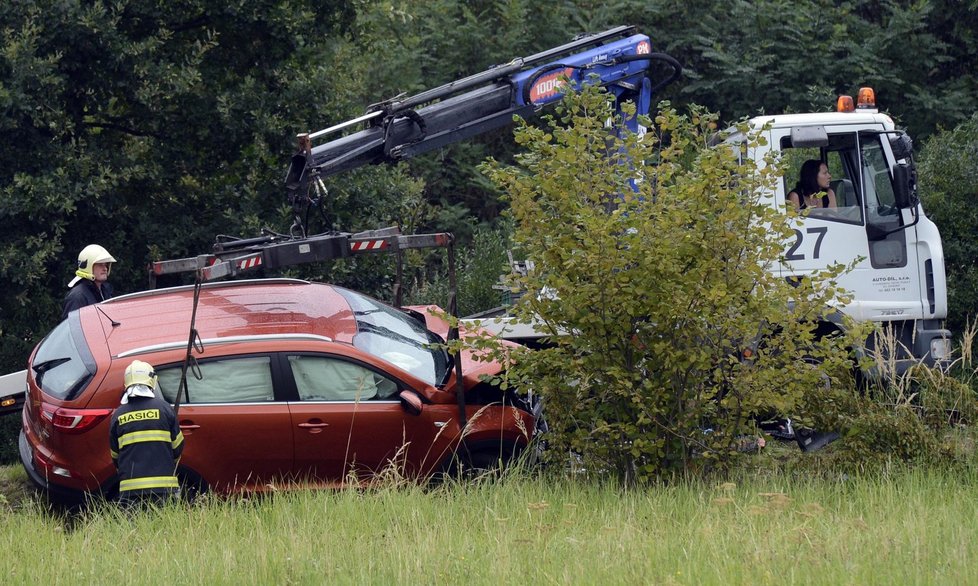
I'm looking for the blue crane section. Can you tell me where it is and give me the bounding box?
[285,26,680,214]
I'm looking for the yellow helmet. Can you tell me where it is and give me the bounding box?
[68,244,116,287]
[124,360,158,390]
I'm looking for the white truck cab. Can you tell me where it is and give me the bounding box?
[749,89,950,373]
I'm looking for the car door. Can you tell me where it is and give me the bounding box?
[283,353,457,484]
[156,354,293,492]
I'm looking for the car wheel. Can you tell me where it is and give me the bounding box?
[453,442,524,480]
[176,467,208,503]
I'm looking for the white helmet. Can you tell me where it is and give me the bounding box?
[121,360,158,404]
[68,244,116,287]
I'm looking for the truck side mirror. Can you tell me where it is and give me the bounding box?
[892,163,917,209]
[889,133,914,161]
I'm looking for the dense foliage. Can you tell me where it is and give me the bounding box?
[632,0,978,140]
[0,0,359,368]
[478,87,864,481]
[918,113,978,336]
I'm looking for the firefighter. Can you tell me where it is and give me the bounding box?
[62,244,116,321]
[109,360,184,507]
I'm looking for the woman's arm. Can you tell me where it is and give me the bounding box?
[787,191,801,209]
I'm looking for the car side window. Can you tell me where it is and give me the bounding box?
[157,356,274,403]
[287,355,399,401]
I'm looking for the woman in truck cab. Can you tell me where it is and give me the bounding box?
[787,159,837,210]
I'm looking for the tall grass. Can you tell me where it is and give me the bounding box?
[2,466,977,584]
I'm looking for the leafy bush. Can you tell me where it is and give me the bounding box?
[918,113,978,336]
[406,223,512,317]
[0,415,20,465]
[788,323,978,473]
[477,86,863,483]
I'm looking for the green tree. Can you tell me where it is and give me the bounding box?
[623,0,978,140]
[918,113,978,336]
[0,0,363,371]
[480,86,861,482]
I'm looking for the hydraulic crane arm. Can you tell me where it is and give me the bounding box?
[284,26,681,205]
[149,26,680,287]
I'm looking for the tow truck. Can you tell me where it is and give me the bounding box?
[258,28,950,377]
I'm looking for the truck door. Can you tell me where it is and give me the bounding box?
[774,126,922,320]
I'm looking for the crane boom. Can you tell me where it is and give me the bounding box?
[285,26,680,206]
[150,26,680,285]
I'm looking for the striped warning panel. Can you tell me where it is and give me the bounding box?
[350,239,389,252]
[236,255,263,269]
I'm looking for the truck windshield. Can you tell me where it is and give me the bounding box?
[335,287,450,387]
[31,315,97,400]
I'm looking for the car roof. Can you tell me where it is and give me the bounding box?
[95,279,358,356]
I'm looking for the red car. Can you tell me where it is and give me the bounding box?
[20,278,539,503]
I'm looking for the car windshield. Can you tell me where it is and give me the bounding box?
[335,287,450,386]
[31,315,97,400]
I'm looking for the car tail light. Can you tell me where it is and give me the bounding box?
[40,402,113,434]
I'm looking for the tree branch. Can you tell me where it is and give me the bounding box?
[83,120,165,141]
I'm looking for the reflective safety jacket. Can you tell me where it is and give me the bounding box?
[109,394,184,500]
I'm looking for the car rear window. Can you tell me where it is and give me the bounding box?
[31,315,98,400]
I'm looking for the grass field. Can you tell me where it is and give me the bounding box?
[2,463,976,585]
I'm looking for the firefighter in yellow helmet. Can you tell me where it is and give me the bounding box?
[61,244,116,321]
[108,360,184,507]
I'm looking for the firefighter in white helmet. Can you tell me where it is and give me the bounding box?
[108,360,184,507]
[61,244,116,321]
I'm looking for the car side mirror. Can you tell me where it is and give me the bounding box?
[399,390,423,416]
[892,163,917,209]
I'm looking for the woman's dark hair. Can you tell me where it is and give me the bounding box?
[793,159,825,197]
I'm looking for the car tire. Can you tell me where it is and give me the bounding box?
[176,467,208,503]
[451,442,524,480]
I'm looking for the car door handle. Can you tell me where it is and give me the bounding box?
[298,422,329,428]
[179,423,200,432]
